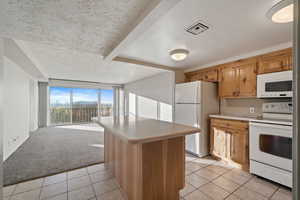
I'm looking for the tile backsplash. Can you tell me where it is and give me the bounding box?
[220,98,291,118]
[220,98,264,118]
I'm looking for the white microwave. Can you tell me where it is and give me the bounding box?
[257,71,293,98]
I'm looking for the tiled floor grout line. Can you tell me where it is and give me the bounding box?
[5,160,290,200]
[223,173,254,200]
[242,176,282,200]
[87,168,98,200]
[199,167,240,200]
[184,162,260,200]
[183,163,230,198]
[268,187,280,200]
[39,178,46,200]
[66,172,69,200]
[10,183,18,199]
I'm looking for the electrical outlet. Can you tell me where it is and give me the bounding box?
[250,107,255,114]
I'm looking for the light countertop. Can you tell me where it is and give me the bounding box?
[94,116,200,144]
[209,114,292,126]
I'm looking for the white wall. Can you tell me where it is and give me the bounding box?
[29,79,39,131]
[124,71,175,122]
[3,57,39,161]
[0,38,4,193]
[3,39,42,161]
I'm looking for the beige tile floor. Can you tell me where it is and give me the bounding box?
[3,154,292,200]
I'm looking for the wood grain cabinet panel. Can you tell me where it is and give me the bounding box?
[218,65,239,98]
[237,63,257,97]
[185,48,292,99]
[104,130,185,200]
[227,129,249,166]
[188,73,202,82]
[185,67,219,83]
[258,48,292,74]
[202,69,218,82]
[219,59,257,98]
[210,118,249,171]
[210,126,227,158]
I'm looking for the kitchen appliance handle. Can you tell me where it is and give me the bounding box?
[250,122,292,130]
[196,103,200,128]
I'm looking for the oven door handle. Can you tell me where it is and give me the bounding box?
[250,122,292,130]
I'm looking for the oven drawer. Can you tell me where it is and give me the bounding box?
[250,160,292,188]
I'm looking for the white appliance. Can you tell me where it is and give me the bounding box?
[175,81,219,157]
[250,102,293,187]
[257,70,293,98]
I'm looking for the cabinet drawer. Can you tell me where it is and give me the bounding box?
[211,118,248,130]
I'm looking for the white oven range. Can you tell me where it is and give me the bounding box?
[249,102,292,188]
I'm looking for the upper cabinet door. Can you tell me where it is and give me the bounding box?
[219,65,238,98]
[258,48,292,74]
[238,63,257,97]
[202,69,218,82]
[185,68,219,83]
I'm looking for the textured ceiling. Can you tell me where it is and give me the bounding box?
[2,0,153,55]
[16,40,165,84]
[119,0,292,69]
[2,0,293,83]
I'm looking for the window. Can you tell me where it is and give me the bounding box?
[100,89,113,117]
[72,88,99,123]
[49,87,114,125]
[50,87,72,124]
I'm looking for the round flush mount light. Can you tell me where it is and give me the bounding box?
[170,49,189,61]
[267,0,294,23]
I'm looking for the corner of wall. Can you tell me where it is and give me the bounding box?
[0,37,4,190]
[174,70,186,83]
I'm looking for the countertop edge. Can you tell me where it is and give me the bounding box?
[94,119,200,144]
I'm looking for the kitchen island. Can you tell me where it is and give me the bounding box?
[96,116,200,200]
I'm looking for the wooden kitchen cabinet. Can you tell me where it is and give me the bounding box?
[185,48,292,98]
[210,118,249,170]
[258,48,292,74]
[201,68,218,82]
[185,67,218,83]
[219,58,257,98]
[186,72,201,82]
[211,126,227,158]
[238,62,257,97]
[218,65,238,97]
[228,129,249,165]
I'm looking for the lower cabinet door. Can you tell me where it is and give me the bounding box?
[211,126,227,158]
[228,129,249,166]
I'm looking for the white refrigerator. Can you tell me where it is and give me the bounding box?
[175,81,219,157]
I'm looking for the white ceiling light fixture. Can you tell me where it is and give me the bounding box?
[267,0,294,23]
[170,49,189,61]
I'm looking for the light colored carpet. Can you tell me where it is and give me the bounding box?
[3,124,104,186]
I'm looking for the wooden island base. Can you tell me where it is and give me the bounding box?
[104,130,185,200]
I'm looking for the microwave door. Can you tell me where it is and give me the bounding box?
[257,71,293,98]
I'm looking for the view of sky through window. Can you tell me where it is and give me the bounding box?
[50,87,113,106]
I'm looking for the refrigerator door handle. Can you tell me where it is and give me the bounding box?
[196,83,200,128]
[196,103,200,128]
